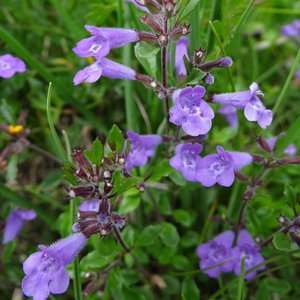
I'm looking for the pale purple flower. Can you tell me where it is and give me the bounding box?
[175,37,190,80]
[78,199,100,212]
[169,86,214,136]
[2,209,36,244]
[73,26,140,59]
[281,19,300,38]
[197,230,234,278]
[197,145,252,187]
[232,229,265,280]
[170,143,202,182]
[22,233,87,300]
[125,0,149,12]
[264,136,296,156]
[218,105,238,128]
[73,57,136,85]
[0,54,26,78]
[295,69,300,78]
[213,82,273,129]
[203,73,214,85]
[126,130,162,171]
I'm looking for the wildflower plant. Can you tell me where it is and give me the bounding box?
[1,1,300,300]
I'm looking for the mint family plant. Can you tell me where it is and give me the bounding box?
[1,1,300,299]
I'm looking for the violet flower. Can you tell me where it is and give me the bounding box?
[197,230,234,278]
[213,82,273,129]
[197,145,252,187]
[0,54,26,78]
[169,86,214,136]
[203,73,214,85]
[73,57,136,85]
[175,37,190,81]
[22,233,87,300]
[265,136,296,156]
[73,26,140,59]
[125,0,149,12]
[170,143,202,182]
[281,19,300,38]
[126,130,162,172]
[218,105,238,128]
[2,209,36,244]
[78,199,100,212]
[232,229,265,280]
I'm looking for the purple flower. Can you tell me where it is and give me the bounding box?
[73,57,136,85]
[126,130,162,171]
[22,233,87,300]
[2,209,36,244]
[197,145,252,187]
[232,229,265,280]
[78,199,100,212]
[203,73,214,85]
[281,19,300,38]
[175,37,190,81]
[218,105,238,128]
[0,54,26,78]
[197,230,234,278]
[170,143,202,182]
[213,82,273,129]
[264,136,296,156]
[169,86,214,136]
[125,0,149,12]
[73,26,140,59]
[295,69,300,79]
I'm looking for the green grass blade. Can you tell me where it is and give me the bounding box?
[273,48,300,115]
[233,0,256,35]
[62,130,72,162]
[49,0,84,39]
[46,82,67,160]
[237,256,246,300]
[209,21,235,91]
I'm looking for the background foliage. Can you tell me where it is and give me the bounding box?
[1,0,300,299]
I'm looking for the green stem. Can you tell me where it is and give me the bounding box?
[71,199,82,300]
[273,48,300,115]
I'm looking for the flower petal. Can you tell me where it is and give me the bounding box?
[23,252,43,275]
[49,267,70,294]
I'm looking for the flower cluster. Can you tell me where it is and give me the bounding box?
[197,229,265,280]
[171,144,252,187]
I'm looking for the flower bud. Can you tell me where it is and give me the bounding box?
[256,135,273,153]
[164,0,176,18]
[136,0,162,14]
[139,13,163,34]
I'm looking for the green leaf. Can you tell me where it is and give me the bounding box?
[2,241,16,265]
[264,277,292,294]
[62,161,78,186]
[160,222,180,247]
[92,137,104,166]
[182,277,200,300]
[136,224,162,246]
[283,183,297,210]
[149,159,174,181]
[108,124,124,154]
[119,189,141,214]
[173,209,192,227]
[178,0,202,20]
[80,250,114,270]
[120,286,146,300]
[275,116,300,157]
[111,171,142,195]
[273,232,292,251]
[134,42,160,77]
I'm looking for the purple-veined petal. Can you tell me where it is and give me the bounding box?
[73,62,102,85]
[257,109,273,129]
